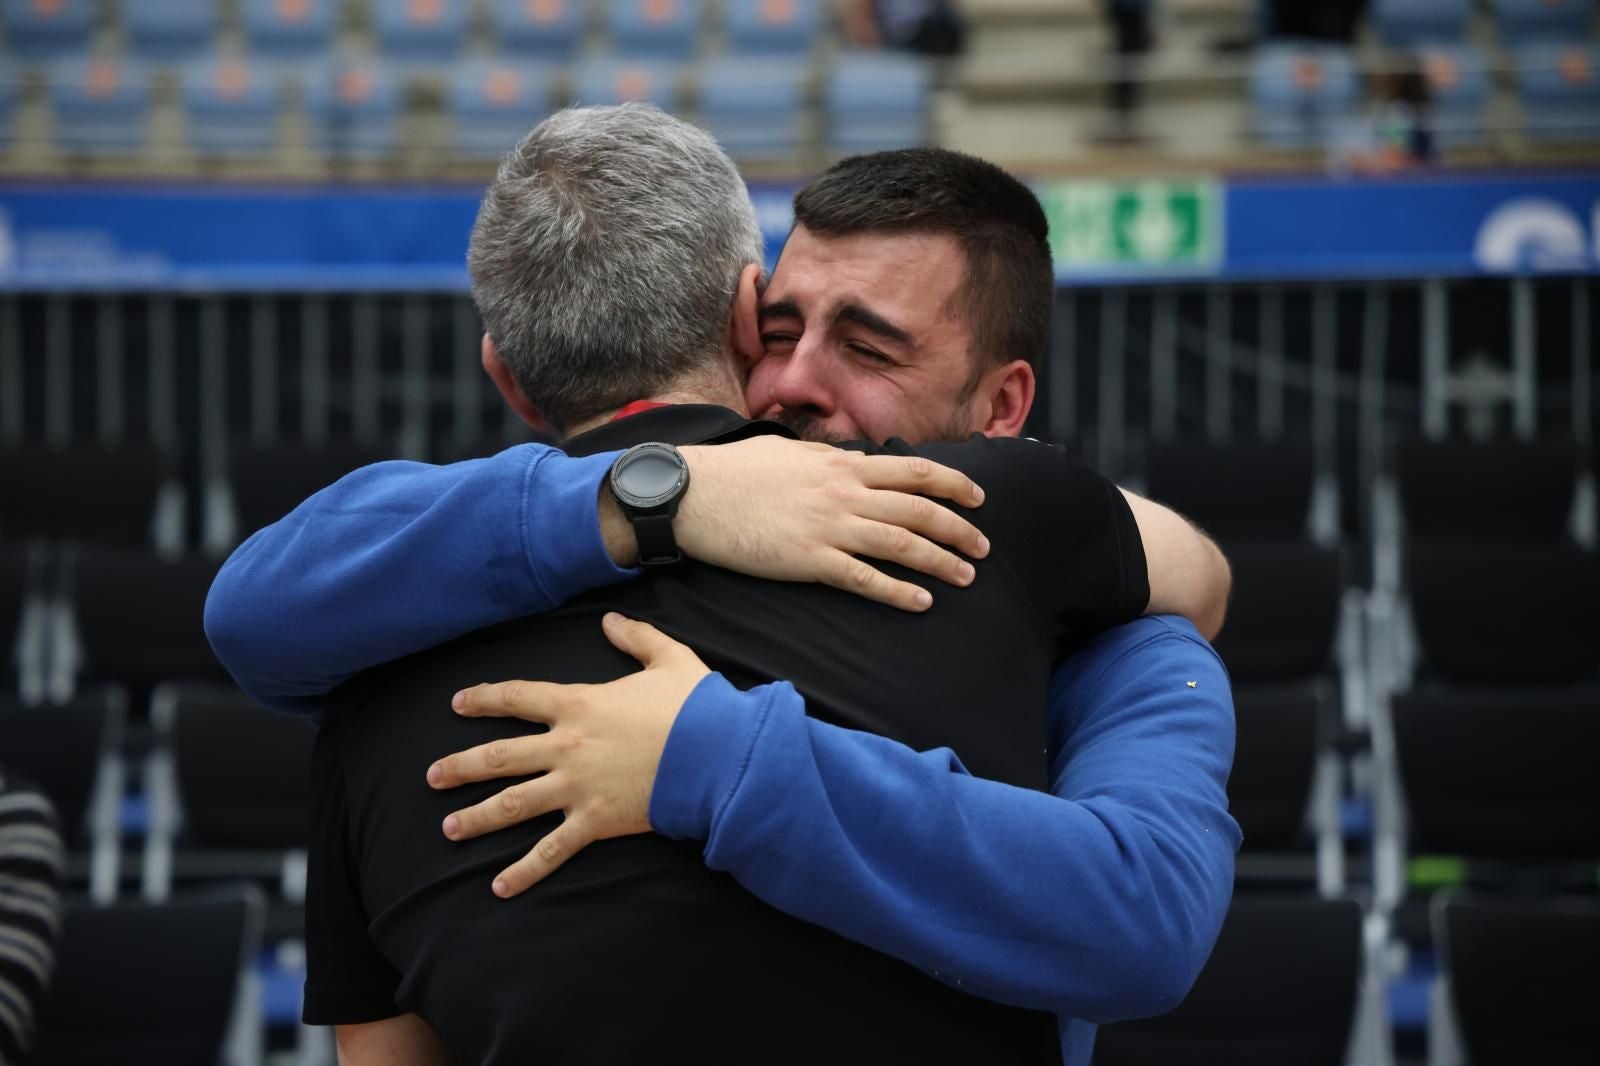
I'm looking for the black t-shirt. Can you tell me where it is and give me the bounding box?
[304,405,1148,1064]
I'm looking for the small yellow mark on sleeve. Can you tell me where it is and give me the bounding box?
[1186,680,1198,688]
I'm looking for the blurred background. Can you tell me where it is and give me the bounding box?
[0,1,1597,1064]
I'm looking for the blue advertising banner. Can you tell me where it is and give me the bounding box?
[0,171,1594,291]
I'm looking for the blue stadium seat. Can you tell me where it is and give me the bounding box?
[241,0,337,58]
[447,58,553,159]
[824,52,931,155]
[1372,0,1469,45]
[1418,45,1490,147]
[1492,0,1594,44]
[699,57,806,161]
[1516,44,1600,141]
[371,0,470,62]
[305,60,403,161]
[572,58,682,111]
[49,57,153,156]
[1250,44,1359,150]
[609,0,701,59]
[0,63,16,152]
[123,0,218,60]
[0,0,94,59]
[180,57,281,158]
[489,0,582,61]
[725,0,821,56]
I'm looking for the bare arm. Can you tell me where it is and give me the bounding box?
[1120,488,1232,641]
[336,1015,452,1066]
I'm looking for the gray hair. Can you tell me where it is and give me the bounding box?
[468,104,765,434]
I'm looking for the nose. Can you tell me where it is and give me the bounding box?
[767,338,835,420]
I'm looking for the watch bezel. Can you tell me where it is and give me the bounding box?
[610,442,690,512]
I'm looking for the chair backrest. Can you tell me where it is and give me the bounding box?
[1493,0,1595,44]
[1228,682,1324,850]
[0,444,167,548]
[31,889,262,1066]
[1435,894,1600,1064]
[1146,438,1314,541]
[371,0,471,59]
[122,0,218,59]
[1210,542,1343,683]
[1094,896,1364,1066]
[0,0,94,58]
[46,57,154,154]
[0,546,25,676]
[171,687,313,849]
[699,56,808,113]
[1372,0,1469,45]
[1515,43,1600,104]
[180,56,279,114]
[1393,684,1600,859]
[241,0,337,57]
[226,442,391,540]
[489,0,582,60]
[1417,45,1490,112]
[0,695,114,840]
[447,57,552,119]
[1398,435,1579,543]
[69,549,227,690]
[608,0,701,59]
[572,59,682,110]
[725,0,821,55]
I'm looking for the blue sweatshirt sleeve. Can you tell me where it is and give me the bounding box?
[204,445,634,715]
[648,615,1241,1021]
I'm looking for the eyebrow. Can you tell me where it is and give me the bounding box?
[758,298,917,350]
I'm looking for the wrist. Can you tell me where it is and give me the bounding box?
[597,484,640,567]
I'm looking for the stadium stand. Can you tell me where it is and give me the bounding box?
[1146,438,1315,542]
[30,888,265,1066]
[303,58,404,161]
[1491,0,1596,44]
[1094,896,1375,1065]
[572,57,684,110]
[1432,893,1600,1064]
[121,0,217,61]
[609,0,702,59]
[0,444,171,548]
[1371,0,1470,46]
[447,57,555,161]
[0,0,94,60]
[725,0,823,56]
[824,52,933,155]
[1418,45,1491,148]
[1515,44,1600,143]
[179,57,283,160]
[698,56,809,163]
[47,57,153,158]
[0,64,14,152]
[215,441,393,548]
[1250,44,1361,150]
[241,0,339,58]
[371,0,472,62]
[490,0,584,61]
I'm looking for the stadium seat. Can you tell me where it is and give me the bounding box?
[608,0,702,60]
[179,57,282,158]
[241,0,337,58]
[0,62,15,152]
[0,694,120,848]
[725,0,822,56]
[221,442,391,544]
[824,52,932,155]
[1210,542,1343,682]
[372,0,471,61]
[31,889,264,1066]
[1146,438,1314,541]
[1492,0,1595,44]
[1433,894,1600,1063]
[0,0,94,59]
[1228,682,1326,852]
[304,60,404,162]
[489,0,582,61]
[1371,0,1469,45]
[1094,897,1366,1065]
[47,57,153,157]
[0,546,24,682]
[1418,45,1490,147]
[1398,435,1579,543]
[572,58,683,111]
[1250,44,1360,150]
[0,443,170,547]
[698,57,808,162]
[66,549,228,692]
[122,0,218,60]
[447,58,554,160]
[1515,44,1600,143]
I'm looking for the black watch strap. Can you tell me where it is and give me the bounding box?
[632,512,681,566]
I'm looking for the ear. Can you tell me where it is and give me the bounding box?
[729,263,764,369]
[975,360,1035,439]
[481,334,551,435]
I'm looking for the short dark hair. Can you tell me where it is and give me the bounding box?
[791,148,1055,377]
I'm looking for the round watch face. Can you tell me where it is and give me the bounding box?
[614,444,687,508]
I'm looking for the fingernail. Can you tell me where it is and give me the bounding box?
[914,589,933,609]
[972,486,985,505]
[603,612,623,627]
[492,878,510,898]
[975,535,990,558]
[427,763,442,787]
[442,815,459,838]
[451,690,466,711]
[957,561,975,585]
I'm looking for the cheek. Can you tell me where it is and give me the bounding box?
[744,360,780,411]
[836,382,909,441]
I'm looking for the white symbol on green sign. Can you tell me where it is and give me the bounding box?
[1038,179,1222,275]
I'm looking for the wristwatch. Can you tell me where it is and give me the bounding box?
[608,442,691,566]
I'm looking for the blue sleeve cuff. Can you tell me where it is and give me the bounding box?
[521,448,639,604]
[648,673,783,841]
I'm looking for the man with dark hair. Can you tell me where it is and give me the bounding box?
[208,122,1237,1065]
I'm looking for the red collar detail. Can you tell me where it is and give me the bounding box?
[610,400,673,422]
